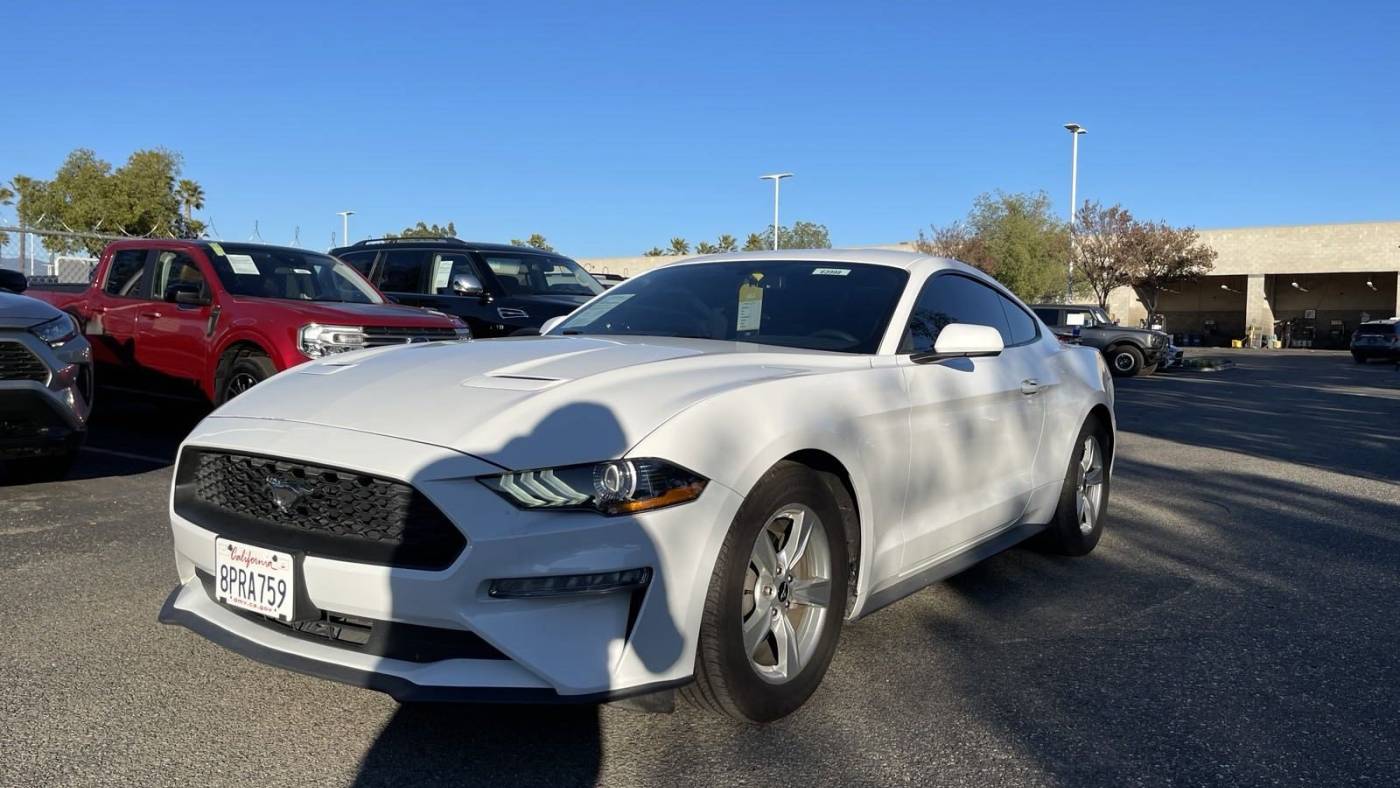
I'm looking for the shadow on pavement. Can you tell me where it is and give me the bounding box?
[1116,351,1400,482]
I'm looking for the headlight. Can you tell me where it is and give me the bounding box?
[299,324,367,358]
[30,314,79,347]
[480,458,707,516]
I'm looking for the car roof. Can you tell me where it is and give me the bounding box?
[1028,303,1102,310]
[660,248,973,275]
[327,238,565,256]
[1359,317,1400,325]
[105,239,325,257]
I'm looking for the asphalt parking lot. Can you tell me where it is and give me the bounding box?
[2,350,1398,787]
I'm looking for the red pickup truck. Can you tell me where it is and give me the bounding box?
[29,239,470,403]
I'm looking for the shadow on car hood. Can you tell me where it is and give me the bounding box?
[208,335,847,469]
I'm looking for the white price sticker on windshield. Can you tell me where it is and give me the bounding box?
[1066,312,1086,326]
[431,256,454,291]
[566,293,633,327]
[811,267,850,276]
[736,277,764,332]
[226,254,260,275]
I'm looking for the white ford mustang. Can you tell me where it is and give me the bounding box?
[160,250,1115,722]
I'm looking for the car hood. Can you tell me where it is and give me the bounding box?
[0,291,63,329]
[209,335,860,470]
[227,296,456,326]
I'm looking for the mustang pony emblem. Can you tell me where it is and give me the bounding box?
[266,475,313,514]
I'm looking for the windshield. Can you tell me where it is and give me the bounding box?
[555,260,909,353]
[208,244,383,304]
[1356,324,1397,335]
[479,252,604,297]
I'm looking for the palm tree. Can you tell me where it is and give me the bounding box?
[0,184,13,250]
[176,179,205,221]
[668,237,690,256]
[716,234,738,252]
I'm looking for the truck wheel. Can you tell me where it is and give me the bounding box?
[1107,345,1145,377]
[218,351,277,404]
[681,462,848,723]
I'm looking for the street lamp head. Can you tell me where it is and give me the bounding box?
[1063,123,1087,135]
[759,173,794,181]
[336,210,355,217]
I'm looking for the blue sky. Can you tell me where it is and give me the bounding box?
[5,1,1397,257]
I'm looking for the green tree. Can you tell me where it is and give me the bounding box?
[14,148,193,256]
[742,232,768,251]
[756,220,831,250]
[668,237,690,255]
[715,234,738,252]
[510,233,555,252]
[915,191,1069,302]
[388,221,457,239]
[694,241,719,254]
[176,179,205,221]
[643,247,667,256]
[0,184,13,249]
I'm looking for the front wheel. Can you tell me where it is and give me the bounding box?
[1107,345,1145,377]
[1033,417,1110,556]
[682,462,848,723]
[217,350,278,404]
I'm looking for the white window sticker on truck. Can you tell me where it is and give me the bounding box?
[226,254,261,275]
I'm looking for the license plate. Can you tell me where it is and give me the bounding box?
[215,538,295,621]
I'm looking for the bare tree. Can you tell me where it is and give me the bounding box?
[1124,221,1217,317]
[1072,201,1137,308]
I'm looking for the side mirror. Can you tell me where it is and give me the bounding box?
[450,272,487,299]
[540,315,568,335]
[912,323,1005,363]
[0,269,28,294]
[166,282,210,306]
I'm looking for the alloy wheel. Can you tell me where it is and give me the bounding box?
[225,372,260,399]
[1076,435,1105,534]
[741,504,832,684]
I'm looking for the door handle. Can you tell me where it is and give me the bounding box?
[139,311,163,319]
[1020,378,1043,395]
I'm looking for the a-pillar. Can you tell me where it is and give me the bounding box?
[1244,274,1275,346]
[1392,271,1400,319]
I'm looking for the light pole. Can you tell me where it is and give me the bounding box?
[1063,123,1087,300]
[336,210,355,247]
[759,173,793,250]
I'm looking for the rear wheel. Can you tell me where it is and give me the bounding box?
[1107,345,1145,377]
[1033,417,1110,556]
[217,350,277,404]
[682,462,848,723]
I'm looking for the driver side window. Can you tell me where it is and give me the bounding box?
[901,274,1011,354]
[151,251,206,302]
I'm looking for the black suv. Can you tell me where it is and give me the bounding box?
[329,238,605,337]
[1351,319,1400,363]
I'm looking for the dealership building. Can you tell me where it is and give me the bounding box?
[580,220,1400,349]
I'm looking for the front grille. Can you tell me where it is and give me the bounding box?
[174,449,466,569]
[0,341,49,383]
[363,326,462,348]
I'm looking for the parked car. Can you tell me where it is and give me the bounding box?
[1031,303,1170,377]
[329,237,604,336]
[26,240,470,403]
[0,271,94,480]
[159,250,1116,723]
[590,272,628,289]
[1351,318,1400,363]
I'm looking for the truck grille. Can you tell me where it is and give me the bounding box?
[0,341,49,383]
[173,449,466,570]
[363,326,463,348]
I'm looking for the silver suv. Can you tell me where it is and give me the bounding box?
[0,270,94,480]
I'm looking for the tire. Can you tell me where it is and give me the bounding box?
[217,350,277,404]
[1033,416,1110,556]
[1106,345,1145,377]
[682,462,849,723]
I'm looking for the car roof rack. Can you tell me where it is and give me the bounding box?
[350,237,470,248]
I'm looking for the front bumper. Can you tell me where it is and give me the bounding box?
[160,417,743,700]
[0,333,92,459]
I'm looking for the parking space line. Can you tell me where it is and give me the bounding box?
[80,446,173,465]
